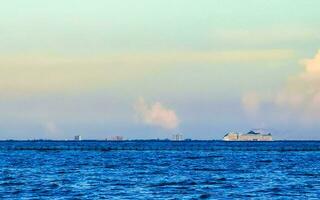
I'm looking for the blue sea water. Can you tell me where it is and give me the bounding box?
[0,141,320,199]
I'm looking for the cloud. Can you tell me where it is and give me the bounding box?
[243,50,320,124]
[134,98,179,130]
[292,51,320,121]
[303,50,320,74]
[0,49,294,96]
[44,121,59,135]
[276,50,320,108]
[242,92,260,117]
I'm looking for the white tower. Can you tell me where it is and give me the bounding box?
[172,133,183,141]
[74,135,82,141]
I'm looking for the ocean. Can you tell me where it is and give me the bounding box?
[0,141,319,199]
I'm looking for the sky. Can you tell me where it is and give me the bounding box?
[0,0,320,140]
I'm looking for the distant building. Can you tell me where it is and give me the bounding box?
[223,131,272,141]
[172,133,183,141]
[111,136,124,141]
[74,135,82,141]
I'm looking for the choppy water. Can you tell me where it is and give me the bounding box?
[0,141,320,199]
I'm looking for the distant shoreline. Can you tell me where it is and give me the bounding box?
[0,139,320,142]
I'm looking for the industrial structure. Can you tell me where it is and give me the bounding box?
[74,135,82,141]
[172,133,183,141]
[110,136,124,141]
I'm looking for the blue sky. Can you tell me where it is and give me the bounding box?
[0,0,320,139]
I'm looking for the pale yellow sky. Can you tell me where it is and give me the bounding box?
[0,0,320,139]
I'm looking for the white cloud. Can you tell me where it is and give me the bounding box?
[44,121,59,135]
[276,50,320,111]
[243,50,320,124]
[134,97,179,130]
[242,92,260,117]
